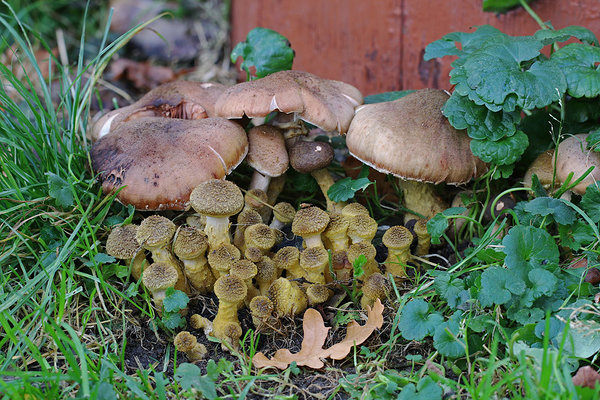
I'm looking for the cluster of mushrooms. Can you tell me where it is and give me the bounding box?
[90,69,599,357]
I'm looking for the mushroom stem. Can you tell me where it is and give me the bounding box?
[205,216,231,248]
[311,168,346,213]
[398,180,447,223]
[131,251,148,281]
[249,172,271,193]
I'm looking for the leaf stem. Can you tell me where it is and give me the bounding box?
[518,0,547,31]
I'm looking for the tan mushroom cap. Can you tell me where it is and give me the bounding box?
[90,81,226,142]
[291,206,330,236]
[142,262,179,292]
[523,150,557,189]
[173,226,208,259]
[213,274,247,303]
[346,89,487,184]
[91,117,248,211]
[272,202,296,224]
[214,70,363,133]
[190,179,245,217]
[136,215,176,249]
[106,224,140,260]
[246,125,289,177]
[553,134,600,195]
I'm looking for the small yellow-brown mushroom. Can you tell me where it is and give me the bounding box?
[382,226,413,278]
[212,274,247,350]
[173,226,214,293]
[268,277,307,317]
[174,331,207,362]
[361,272,389,310]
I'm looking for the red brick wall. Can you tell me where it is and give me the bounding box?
[231,0,600,96]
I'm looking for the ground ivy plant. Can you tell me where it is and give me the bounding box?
[424,24,600,178]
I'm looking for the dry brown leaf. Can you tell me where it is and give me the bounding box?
[573,366,600,388]
[109,59,192,91]
[253,299,384,369]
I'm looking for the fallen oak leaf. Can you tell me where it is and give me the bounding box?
[253,308,330,369]
[252,299,384,369]
[325,299,384,360]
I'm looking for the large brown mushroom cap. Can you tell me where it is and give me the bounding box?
[346,89,487,185]
[246,125,289,178]
[91,117,248,211]
[90,81,226,142]
[214,70,363,133]
[554,134,600,195]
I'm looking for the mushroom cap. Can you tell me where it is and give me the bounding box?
[136,215,176,249]
[237,209,263,227]
[230,259,258,281]
[346,89,487,185]
[291,206,330,236]
[272,202,296,224]
[289,140,334,174]
[362,273,389,298]
[244,223,276,250]
[173,226,208,259]
[324,213,349,237]
[106,224,140,259]
[382,225,413,250]
[91,117,248,211]
[190,179,244,217]
[300,247,329,272]
[244,247,264,263]
[244,189,268,210]
[523,150,557,189]
[207,243,241,273]
[341,202,370,219]
[174,331,198,352]
[249,295,274,318]
[347,214,378,241]
[214,70,363,133]
[347,242,376,262]
[413,219,429,238]
[213,274,247,303]
[255,256,277,282]
[553,134,600,195]
[273,246,300,270]
[306,284,332,305]
[142,262,179,292]
[246,125,289,177]
[90,81,226,142]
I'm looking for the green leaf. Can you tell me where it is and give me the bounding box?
[424,25,505,60]
[398,299,444,341]
[161,312,186,329]
[83,253,116,267]
[231,27,294,79]
[470,130,528,165]
[433,272,469,309]
[286,169,319,193]
[482,0,530,12]
[46,172,73,207]
[478,266,526,307]
[534,26,599,46]
[398,377,443,400]
[552,43,600,98]
[327,176,373,202]
[502,225,560,271]
[587,127,600,152]
[443,92,520,141]
[528,268,558,299]
[163,288,189,313]
[364,90,415,104]
[426,207,466,245]
[174,363,217,398]
[558,221,596,251]
[580,184,600,222]
[433,312,466,358]
[353,254,367,278]
[522,197,576,225]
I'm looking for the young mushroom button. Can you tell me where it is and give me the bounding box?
[291,206,330,248]
[246,125,289,193]
[553,133,600,198]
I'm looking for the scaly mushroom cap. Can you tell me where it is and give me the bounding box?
[554,134,600,195]
[213,274,247,304]
[341,202,370,219]
[362,272,389,299]
[244,247,265,263]
[272,202,296,224]
[346,89,487,184]
[306,284,332,306]
[255,256,277,283]
[106,224,140,260]
[300,246,329,283]
[382,226,413,250]
[244,223,276,251]
[347,214,378,243]
[190,179,244,217]
[246,125,289,177]
[214,70,363,133]
[268,277,308,316]
[230,259,258,281]
[174,331,199,353]
[273,246,300,271]
[347,241,377,263]
[289,140,334,174]
[91,117,248,210]
[249,295,274,318]
[244,189,268,211]
[173,226,208,259]
[90,81,226,141]
[208,243,241,275]
[142,262,179,292]
[292,206,330,237]
[136,215,176,249]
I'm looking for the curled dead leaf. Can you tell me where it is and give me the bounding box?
[573,365,600,388]
[253,299,384,370]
